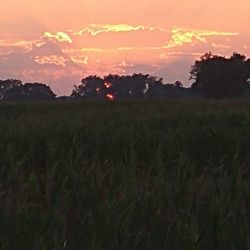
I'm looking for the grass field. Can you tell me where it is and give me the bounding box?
[1,100,250,249]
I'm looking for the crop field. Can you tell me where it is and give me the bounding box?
[1,100,250,249]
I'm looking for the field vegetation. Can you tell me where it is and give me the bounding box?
[1,100,250,249]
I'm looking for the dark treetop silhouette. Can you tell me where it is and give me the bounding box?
[71,73,196,101]
[1,52,250,101]
[0,80,56,101]
[191,52,250,98]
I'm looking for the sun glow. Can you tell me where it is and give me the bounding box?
[104,82,112,88]
[106,93,115,101]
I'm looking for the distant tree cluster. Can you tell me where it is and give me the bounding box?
[1,52,250,101]
[191,52,250,98]
[0,79,56,101]
[71,74,193,101]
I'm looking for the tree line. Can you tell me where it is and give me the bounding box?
[1,52,250,101]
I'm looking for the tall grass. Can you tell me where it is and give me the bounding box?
[0,100,250,249]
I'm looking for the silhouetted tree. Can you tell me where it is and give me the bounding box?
[145,78,164,98]
[146,82,198,99]
[104,74,163,99]
[174,81,183,88]
[102,74,121,100]
[128,74,150,98]
[72,74,164,101]
[3,83,56,101]
[71,75,104,100]
[191,52,250,98]
[0,79,22,100]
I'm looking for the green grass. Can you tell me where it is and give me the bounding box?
[1,100,250,249]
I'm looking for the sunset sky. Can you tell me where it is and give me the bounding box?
[0,0,249,95]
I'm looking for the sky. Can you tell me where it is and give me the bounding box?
[0,0,249,95]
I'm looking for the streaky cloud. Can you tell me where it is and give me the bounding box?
[160,52,204,59]
[0,39,44,52]
[211,43,231,49]
[43,31,72,43]
[74,24,167,36]
[70,55,89,66]
[33,55,68,67]
[164,28,238,48]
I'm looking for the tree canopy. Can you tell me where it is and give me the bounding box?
[0,80,56,101]
[0,79,22,100]
[191,52,250,98]
[71,74,190,101]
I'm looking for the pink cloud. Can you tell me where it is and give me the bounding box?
[0,24,247,95]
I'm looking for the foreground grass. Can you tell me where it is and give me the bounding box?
[1,100,250,249]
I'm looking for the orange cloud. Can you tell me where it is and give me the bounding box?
[34,55,68,66]
[160,51,203,59]
[211,43,231,49]
[70,55,88,66]
[0,39,36,51]
[43,31,72,43]
[164,28,238,48]
[0,23,246,96]
[74,24,166,36]
[0,38,48,55]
